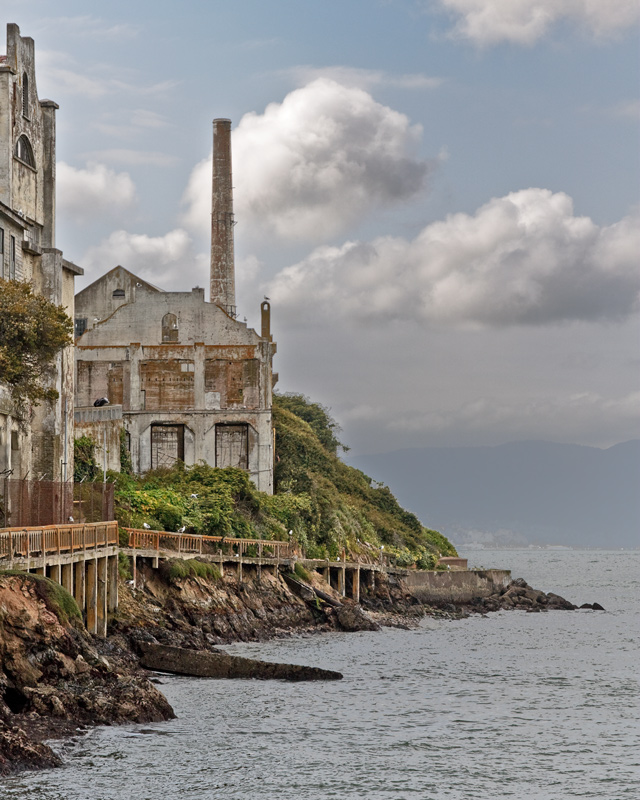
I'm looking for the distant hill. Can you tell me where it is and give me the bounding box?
[347,441,640,548]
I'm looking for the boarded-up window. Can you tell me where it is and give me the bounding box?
[205,359,260,409]
[151,425,185,469]
[216,424,248,470]
[141,360,194,411]
[107,363,124,406]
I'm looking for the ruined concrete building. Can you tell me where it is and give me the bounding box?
[74,120,277,493]
[0,24,82,479]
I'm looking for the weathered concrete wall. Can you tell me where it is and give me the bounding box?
[0,24,83,481]
[403,569,511,604]
[74,405,124,474]
[74,281,276,492]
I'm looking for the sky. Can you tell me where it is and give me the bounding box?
[3,0,639,455]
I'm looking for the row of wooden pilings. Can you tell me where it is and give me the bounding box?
[0,522,119,637]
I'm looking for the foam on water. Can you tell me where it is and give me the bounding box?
[4,549,639,800]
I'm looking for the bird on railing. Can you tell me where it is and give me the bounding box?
[143,523,151,530]
[178,526,186,533]
[68,516,74,523]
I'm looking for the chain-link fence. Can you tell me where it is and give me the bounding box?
[0,479,115,528]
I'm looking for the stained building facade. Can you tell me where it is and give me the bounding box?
[0,23,82,479]
[74,120,277,492]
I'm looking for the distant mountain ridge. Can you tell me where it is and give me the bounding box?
[346,440,640,548]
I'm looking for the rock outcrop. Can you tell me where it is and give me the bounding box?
[138,642,342,681]
[0,574,174,775]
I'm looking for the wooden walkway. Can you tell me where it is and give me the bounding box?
[0,522,119,637]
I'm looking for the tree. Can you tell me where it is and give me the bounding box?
[0,279,73,421]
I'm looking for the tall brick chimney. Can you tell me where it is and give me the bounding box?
[210,118,236,317]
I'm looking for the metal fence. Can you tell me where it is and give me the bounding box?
[0,479,115,528]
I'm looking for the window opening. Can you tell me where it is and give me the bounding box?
[22,73,29,117]
[161,312,179,343]
[15,135,35,168]
[10,236,16,280]
[75,318,87,338]
[151,424,185,468]
[112,288,125,298]
[0,228,4,279]
[215,424,249,470]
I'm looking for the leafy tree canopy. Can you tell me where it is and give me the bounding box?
[0,279,73,417]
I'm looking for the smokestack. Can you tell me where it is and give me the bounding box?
[210,118,236,316]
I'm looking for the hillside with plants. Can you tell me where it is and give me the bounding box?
[111,394,457,568]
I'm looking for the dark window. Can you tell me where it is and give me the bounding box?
[11,431,19,451]
[22,73,29,117]
[10,236,16,279]
[0,228,4,279]
[112,288,125,298]
[215,424,249,470]
[15,135,35,168]
[151,424,185,469]
[75,317,87,338]
[162,312,179,342]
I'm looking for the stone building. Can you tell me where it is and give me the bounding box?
[0,23,82,480]
[74,120,277,492]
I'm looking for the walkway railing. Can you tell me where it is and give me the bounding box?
[124,528,294,560]
[0,522,118,560]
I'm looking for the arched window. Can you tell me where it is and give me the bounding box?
[162,312,179,343]
[15,135,35,168]
[22,73,29,117]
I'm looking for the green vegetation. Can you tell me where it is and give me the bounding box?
[111,393,456,567]
[158,558,220,584]
[0,571,82,625]
[0,278,73,422]
[293,561,311,582]
[74,435,99,482]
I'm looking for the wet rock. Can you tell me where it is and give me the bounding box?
[138,642,343,681]
[335,603,380,632]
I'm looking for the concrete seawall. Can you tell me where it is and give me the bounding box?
[403,569,511,604]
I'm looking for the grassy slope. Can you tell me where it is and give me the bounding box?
[113,394,457,567]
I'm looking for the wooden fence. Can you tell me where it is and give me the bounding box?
[0,522,118,561]
[124,528,294,560]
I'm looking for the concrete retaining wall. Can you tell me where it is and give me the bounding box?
[403,569,511,604]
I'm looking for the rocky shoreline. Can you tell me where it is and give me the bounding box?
[0,564,590,777]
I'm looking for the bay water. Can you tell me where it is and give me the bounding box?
[3,549,639,800]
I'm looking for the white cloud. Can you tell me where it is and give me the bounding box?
[88,149,179,167]
[82,229,201,290]
[435,0,640,44]
[285,66,443,91]
[182,78,429,241]
[37,50,179,100]
[57,162,136,222]
[38,16,140,40]
[266,188,640,328]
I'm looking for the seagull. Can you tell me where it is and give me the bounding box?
[178,526,186,533]
[190,493,198,499]
[143,523,151,530]
[68,516,74,523]
[93,396,109,407]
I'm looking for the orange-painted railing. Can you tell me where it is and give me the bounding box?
[124,528,293,560]
[0,522,118,560]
